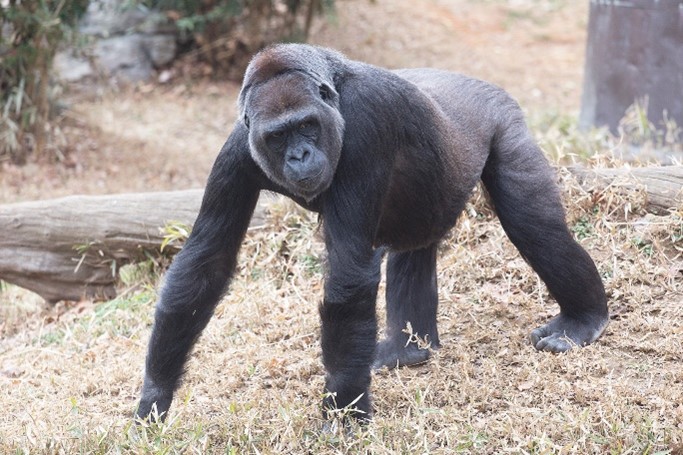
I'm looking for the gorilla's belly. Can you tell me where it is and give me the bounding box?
[374,187,465,251]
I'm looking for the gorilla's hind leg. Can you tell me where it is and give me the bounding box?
[482,129,608,352]
[373,244,440,369]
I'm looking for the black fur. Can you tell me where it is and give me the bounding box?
[136,44,608,422]
[374,244,440,370]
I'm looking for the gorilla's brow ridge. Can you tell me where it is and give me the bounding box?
[239,68,324,112]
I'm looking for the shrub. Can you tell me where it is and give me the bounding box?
[0,0,88,163]
[144,0,334,80]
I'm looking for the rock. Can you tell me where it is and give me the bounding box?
[80,0,149,37]
[56,0,179,83]
[53,52,94,82]
[142,34,177,67]
[137,11,177,35]
[94,35,153,82]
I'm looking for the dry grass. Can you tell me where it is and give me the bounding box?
[1,161,682,453]
[1,0,683,453]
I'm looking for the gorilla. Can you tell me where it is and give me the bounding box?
[136,44,608,422]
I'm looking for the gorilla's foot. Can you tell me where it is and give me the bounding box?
[372,338,437,370]
[530,312,608,352]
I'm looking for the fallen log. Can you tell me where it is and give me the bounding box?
[0,165,680,303]
[568,165,683,215]
[0,190,269,303]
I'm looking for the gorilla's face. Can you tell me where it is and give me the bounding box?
[243,73,344,201]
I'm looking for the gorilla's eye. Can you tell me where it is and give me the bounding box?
[298,121,318,137]
[265,129,287,149]
[319,85,331,101]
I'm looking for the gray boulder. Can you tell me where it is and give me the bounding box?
[54,0,178,83]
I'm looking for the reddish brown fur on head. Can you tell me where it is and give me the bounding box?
[238,44,345,113]
[243,47,295,88]
[247,74,312,121]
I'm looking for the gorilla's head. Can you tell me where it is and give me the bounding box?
[239,45,345,201]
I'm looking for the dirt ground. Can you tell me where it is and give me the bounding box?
[0,0,589,204]
[1,0,682,453]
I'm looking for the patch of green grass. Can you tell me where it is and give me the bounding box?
[632,237,655,257]
[119,260,163,288]
[670,216,683,249]
[79,290,155,338]
[301,253,323,276]
[572,216,595,240]
[161,220,192,252]
[530,111,614,162]
[530,99,682,165]
[39,328,66,346]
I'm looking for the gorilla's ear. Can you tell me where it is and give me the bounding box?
[318,82,338,102]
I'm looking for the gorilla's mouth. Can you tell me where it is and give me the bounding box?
[297,170,322,186]
[293,169,328,199]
